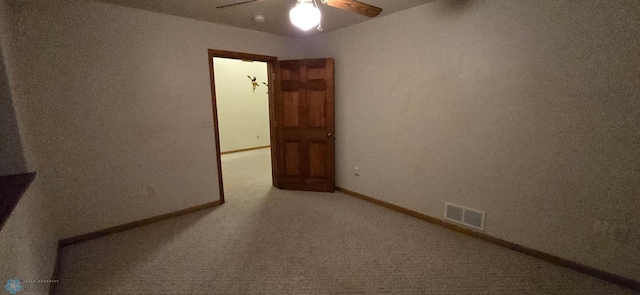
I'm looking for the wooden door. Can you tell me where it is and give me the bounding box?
[274,58,335,192]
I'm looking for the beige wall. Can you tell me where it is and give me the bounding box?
[213,58,271,153]
[0,0,57,287]
[0,179,58,289]
[3,0,638,284]
[304,0,640,280]
[6,0,303,240]
[0,50,26,175]
[0,0,25,175]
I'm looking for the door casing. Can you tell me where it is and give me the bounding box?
[207,49,279,204]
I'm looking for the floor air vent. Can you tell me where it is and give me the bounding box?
[445,203,485,230]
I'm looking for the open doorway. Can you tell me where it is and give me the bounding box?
[207,50,278,203]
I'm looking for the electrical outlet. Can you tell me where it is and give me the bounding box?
[201,119,212,128]
[138,186,156,197]
[593,220,609,237]
[354,167,360,176]
[610,224,630,243]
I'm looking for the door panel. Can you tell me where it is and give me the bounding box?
[308,91,326,128]
[308,142,327,178]
[275,58,335,192]
[283,92,300,127]
[284,142,301,177]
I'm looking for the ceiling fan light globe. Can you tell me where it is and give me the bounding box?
[289,2,321,31]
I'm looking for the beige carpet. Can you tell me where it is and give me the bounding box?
[55,148,637,294]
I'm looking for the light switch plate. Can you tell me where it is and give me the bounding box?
[146,186,156,196]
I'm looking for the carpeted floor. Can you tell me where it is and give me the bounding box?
[55,148,637,294]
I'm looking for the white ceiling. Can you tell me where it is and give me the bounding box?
[93,0,434,38]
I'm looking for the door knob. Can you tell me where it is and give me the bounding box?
[328,132,333,139]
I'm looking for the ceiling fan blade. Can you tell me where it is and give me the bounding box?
[325,0,382,18]
[215,0,260,9]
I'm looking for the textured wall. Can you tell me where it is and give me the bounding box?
[0,0,57,287]
[304,0,640,280]
[4,0,638,284]
[6,0,304,239]
[213,58,271,153]
[0,0,25,175]
[0,179,58,290]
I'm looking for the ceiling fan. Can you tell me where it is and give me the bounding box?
[216,0,383,31]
